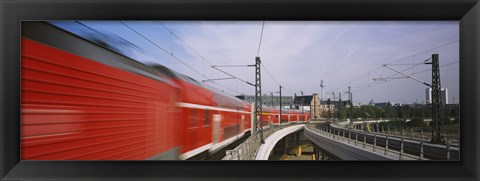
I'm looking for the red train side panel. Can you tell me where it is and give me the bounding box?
[21,38,181,160]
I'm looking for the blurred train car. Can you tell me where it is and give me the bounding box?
[151,66,252,159]
[21,22,182,160]
[280,109,290,125]
[259,106,276,129]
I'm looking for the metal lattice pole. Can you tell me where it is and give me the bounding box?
[348,86,353,121]
[255,57,264,144]
[279,85,282,126]
[428,54,444,143]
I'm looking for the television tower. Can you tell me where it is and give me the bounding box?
[320,80,325,101]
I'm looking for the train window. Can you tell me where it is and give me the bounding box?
[190,109,198,128]
[204,110,210,126]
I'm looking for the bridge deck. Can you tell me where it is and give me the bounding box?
[222,123,301,160]
[306,124,418,160]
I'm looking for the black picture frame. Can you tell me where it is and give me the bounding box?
[1,0,479,180]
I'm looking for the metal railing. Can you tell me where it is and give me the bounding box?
[352,124,458,160]
[223,124,295,160]
[370,125,459,146]
[310,124,458,160]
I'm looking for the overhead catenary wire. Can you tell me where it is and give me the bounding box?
[354,61,458,92]
[255,21,299,96]
[75,21,142,52]
[261,63,281,87]
[119,21,250,96]
[351,61,459,93]
[329,66,384,92]
[208,82,245,95]
[384,40,458,65]
[162,23,255,94]
[373,59,430,82]
[211,66,255,86]
[329,40,458,93]
[76,21,103,35]
[282,87,296,95]
[159,22,216,66]
[260,62,298,96]
[158,22,258,94]
[257,21,265,57]
[120,21,205,78]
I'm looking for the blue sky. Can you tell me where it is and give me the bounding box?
[51,21,459,105]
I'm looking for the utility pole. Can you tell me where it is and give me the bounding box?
[270,92,274,107]
[294,93,297,108]
[301,91,304,121]
[425,54,444,143]
[279,85,282,125]
[254,57,264,144]
[338,92,342,119]
[347,86,353,121]
[332,92,336,120]
[378,54,444,143]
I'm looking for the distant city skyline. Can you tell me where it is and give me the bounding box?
[51,21,459,104]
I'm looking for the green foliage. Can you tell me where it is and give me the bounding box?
[406,117,424,127]
[337,109,348,119]
[379,120,405,128]
[323,101,459,125]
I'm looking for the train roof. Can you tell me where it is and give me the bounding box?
[150,64,250,110]
[206,84,250,110]
[22,21,178,87]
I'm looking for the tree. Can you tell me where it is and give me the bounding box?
[338,109,348,119]
[384,104,397,119]
[407,117,424,127]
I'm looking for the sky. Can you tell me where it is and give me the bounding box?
[51,21,459,105]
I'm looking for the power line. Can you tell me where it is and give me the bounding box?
[161,21,290,96]
[75,21,142,52]
[329,66,383,92]
[261,63,281,86]
[257,21,265,57]
[208,82,244,95]
[211,66,255,86]
[374,60,429,82]
[75,21,102,34]
[282,87,296,95]
[120,21,249,96]
[351,60,458,93]
[120,21,205,78]
[330,40,458,92]
[260,63,297,96]
[260,60,301,96]
[406,61,459,75]
[384,40,458,65]
[159,22,257,95]
[159,22,216,66]
[213,65,254,68]
[351,81,386,93]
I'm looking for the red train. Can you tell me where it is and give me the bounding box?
[21,21,309,160]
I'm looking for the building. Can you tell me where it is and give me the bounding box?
[425,88,448,105]
[319,100,336,118]
[235,95,294,108]
[293,93,322,119]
